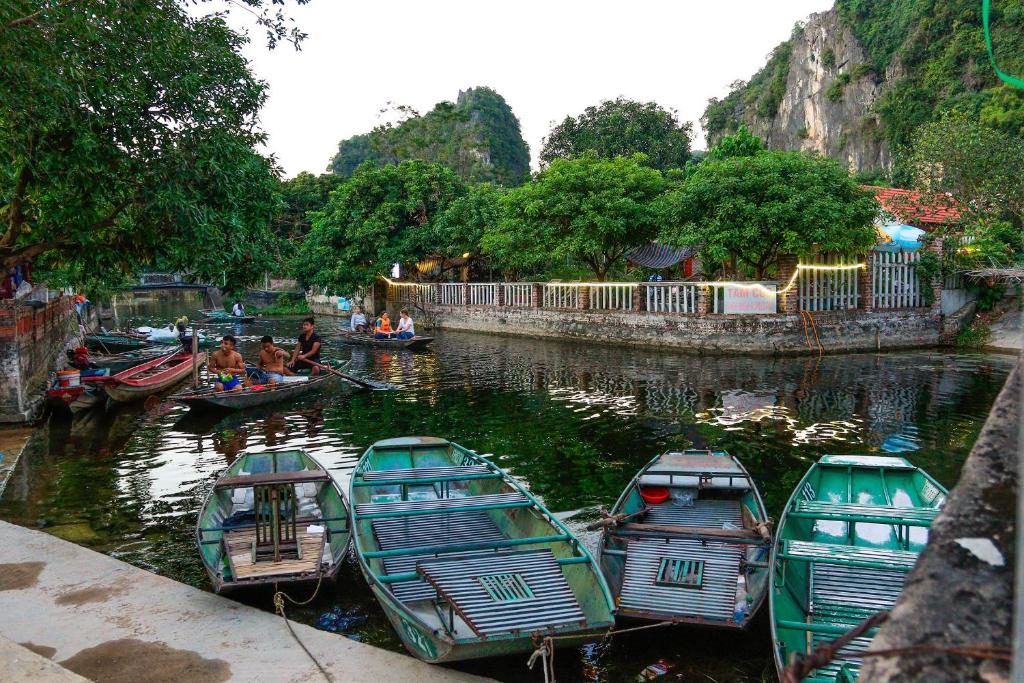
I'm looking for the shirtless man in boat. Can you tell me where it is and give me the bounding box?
[250,336,292,384]
[209,334,246,392]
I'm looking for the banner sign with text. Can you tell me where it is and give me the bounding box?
[722,284,777,314]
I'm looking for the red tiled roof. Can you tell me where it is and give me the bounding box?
[863,185,963,227]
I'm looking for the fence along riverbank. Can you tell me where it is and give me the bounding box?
[370,246,976,355]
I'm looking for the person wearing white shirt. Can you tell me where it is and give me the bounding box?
[350,306,369,333]
[231,302,245,317]
[396,308,415,339]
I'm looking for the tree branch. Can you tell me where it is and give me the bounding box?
[1,160,34,248]
[4,0,80,31]
[0,240,66,270]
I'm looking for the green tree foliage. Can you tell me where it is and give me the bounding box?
[271,172,343,261]
[706,125,766,160]
[912,111,1024,227]
[293,161,465,292]
[329,87,530,186]
[485,154,666,280]
[431,184,505,259]
[658,151,879,278]
[540,98,692,171]
[1,0,284,294]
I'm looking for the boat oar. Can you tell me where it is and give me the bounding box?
[585,509,647,531]
[305,361,379,391]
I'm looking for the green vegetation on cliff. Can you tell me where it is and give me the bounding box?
[328,87,530,186]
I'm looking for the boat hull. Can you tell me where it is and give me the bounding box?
[176,374,340,411]
[104,352,205,403]
[339,331,433,350]
[84,335,149,353]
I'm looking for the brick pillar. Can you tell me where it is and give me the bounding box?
[633,284,644,312]
[696,285,711,315]
[859,255,873,311]
[494,283,504,307]
[578,286,590,310]
[929,237,944,314]
[531,283,543,308]
[462,282,470,307]
[778,254,799,315]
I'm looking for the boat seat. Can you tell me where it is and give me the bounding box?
[644,499,743,528]
[780,540,919,571]
[355,492,531,519]
[790,500,939,527]
[639,474,750,490]
[416,550,586,637]
[360,465,492,481]
[617,539,741,621]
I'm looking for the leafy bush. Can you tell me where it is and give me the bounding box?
[822,48,836,70]
[955,320,991,349]
[825,73,852,102]
[852,63,876,80]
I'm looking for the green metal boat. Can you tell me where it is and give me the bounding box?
[598,449,772,628]
[196,450,350,593]
[349,436,615,663]
[770,454,947,682]
[84,333,150,353]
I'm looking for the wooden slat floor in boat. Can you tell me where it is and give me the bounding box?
[356,492,529,516]
[644,499,742,528]
[618,539,741,621]
[361,465,491,481]
[417,550,585,637]
[808,564,906,680]
[378,512,507,602]
[224,526,325,580]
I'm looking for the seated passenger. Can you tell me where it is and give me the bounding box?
[374,312,394,339]
[350,306,369,333]
[210,334,245,392]
[248,335,291,384]
[395,308,415,340]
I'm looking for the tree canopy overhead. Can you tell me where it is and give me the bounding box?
[485,154,667,280]
[1,0,288,294]
[293,161,466,292]
[658,150,879,278]
[541,98,693,171]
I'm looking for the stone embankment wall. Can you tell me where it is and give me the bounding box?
[0,297,78,423]
[860,355,1019,683]
[407,303,944,355]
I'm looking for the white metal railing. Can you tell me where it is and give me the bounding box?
[589,284,635,311]
[501,283,533,307]
[872,250,925,308]
[646,283,699,313]
[468,283,496,306]
[388,283,434,304]
[543,284,580,309]
[440,283,465,306]
[799,255,860,311]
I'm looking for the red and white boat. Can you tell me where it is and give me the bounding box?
[103,352,206,404]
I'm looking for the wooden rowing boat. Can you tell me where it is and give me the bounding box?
[91,347,171,373]
[84,334,150,353]
[196,449,349,593]
[103,351,207,403]
[47,380,107,414]
[173,360,352,411]
[770,454,947,682]
[339,330,434,350]
[349,436,615,663]
[598,449,771,629]
[200,309,256,323]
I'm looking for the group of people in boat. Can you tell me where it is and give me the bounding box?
[349,306,416,340]
[207,317,323,392]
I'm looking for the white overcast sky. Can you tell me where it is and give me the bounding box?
[231,0,834,178]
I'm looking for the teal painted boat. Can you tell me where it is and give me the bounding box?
[598,449,772,628]
[84,334,150,353]
[770,455,947,682]
[196,450,350,593]
[200,308,256,323]
[349,436,615,663]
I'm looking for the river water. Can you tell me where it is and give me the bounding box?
[0,295,1015,682]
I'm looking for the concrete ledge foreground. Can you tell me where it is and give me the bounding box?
[0,521,490,682]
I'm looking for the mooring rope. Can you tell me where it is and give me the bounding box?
[273,573,333,683]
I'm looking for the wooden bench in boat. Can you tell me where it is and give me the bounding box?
[779,540,919,571]
[214,469,331,490]
[788,500,939,527]
[615,522,762,542]
[415,549,586,637]
[354,492,532,519]
[357,464,495,484]
[223,525,325,581]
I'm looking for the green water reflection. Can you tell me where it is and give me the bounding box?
[0,297,1014,682]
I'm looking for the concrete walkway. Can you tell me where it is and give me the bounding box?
[0,425,34,497]
[0,521,491,683]
[987,308,1022,353]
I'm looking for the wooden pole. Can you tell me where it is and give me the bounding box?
[191,324,199,388]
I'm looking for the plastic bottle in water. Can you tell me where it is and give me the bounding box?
[734,599,748,623]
